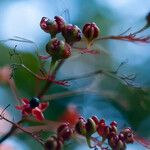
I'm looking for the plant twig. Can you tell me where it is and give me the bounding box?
[98,34,150,43]
[37,60,65,98]
[0,114,44,146]
[61,62,138,88]
[42,88,86,101]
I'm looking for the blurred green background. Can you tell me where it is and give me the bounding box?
[0,0,150,149]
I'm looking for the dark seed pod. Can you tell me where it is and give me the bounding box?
[82,22,100,42]
[46,38,71,60]
[62,24,82,45]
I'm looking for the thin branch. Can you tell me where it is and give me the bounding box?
[10,63,46,81]
[98,34,150,43]
[73,46,100,55]
[132,24,149,35]
[8,79,20,104]
[118,27,132,36]
[61,62,138,89]
[9,45,23,64]
[37,60,65,98]
[42,88,86,101]
[0,114,44,146]
[0,105,22,144]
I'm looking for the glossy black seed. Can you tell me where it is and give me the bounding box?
[30,97,40,108]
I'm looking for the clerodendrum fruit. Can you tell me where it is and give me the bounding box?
[62,24,82,45]
[44,136,63,150]
[75,118,87,136]
[121,128,134,144]
[86,118,97,136]
[91,115,99,125]
[29,97,40,108]
[82,22,100,42]
[46,38,71,60]
[57,123,72,141]
[97,119,106,136]
[54,16,65,32]
[40,17,58,38]
[108,132,119,149]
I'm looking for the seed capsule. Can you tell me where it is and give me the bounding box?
[62,24,82,45]
[110,121,117,127]
[82,22,100,42]
[91,115,99,125]
[57,123,72,141]
[108,132,119,149]
[97,119,106,136]
[40,17,58,38]
[46,38,71,60]
[86,118,97,136]
[121,128,134,144]
[54,16,65,32]
[116,140,126,150]
[44,136,63,150]
[75,118,87,136]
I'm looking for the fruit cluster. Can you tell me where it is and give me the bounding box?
[44,116,134,150]
[45,123,73,150]
[40,16,100,61]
